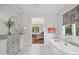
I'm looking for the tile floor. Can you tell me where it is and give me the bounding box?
[17,44,54,55]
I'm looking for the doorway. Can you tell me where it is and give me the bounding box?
[32,17,44,44]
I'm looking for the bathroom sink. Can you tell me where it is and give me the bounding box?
[50,39,79,55]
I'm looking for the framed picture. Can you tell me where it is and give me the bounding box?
[48,27,56,33]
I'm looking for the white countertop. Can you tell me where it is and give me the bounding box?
[49,39,79,54]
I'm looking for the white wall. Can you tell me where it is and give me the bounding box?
[18,12,58,45]
[32,18,44,24]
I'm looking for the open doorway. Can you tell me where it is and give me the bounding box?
[32,17,44,44]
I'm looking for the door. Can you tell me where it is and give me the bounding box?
[32,17,44,44]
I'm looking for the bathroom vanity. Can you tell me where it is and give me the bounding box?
[48,39,79,55]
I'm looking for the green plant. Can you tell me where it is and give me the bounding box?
[2,16,15,35]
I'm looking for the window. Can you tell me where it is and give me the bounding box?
[65,24,72,35]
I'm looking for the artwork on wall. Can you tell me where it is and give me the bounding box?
[48,27,56,33]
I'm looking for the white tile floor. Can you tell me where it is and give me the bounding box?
[17,44,54,55]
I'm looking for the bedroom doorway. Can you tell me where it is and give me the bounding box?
[32,17,44,44]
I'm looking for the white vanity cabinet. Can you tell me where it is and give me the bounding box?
[7,35,20,55]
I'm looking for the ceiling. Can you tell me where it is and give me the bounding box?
[32,17,44,24]
[8,4,76,13]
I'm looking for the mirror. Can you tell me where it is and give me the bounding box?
[76,24,79,36]
[65,24,72,35]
